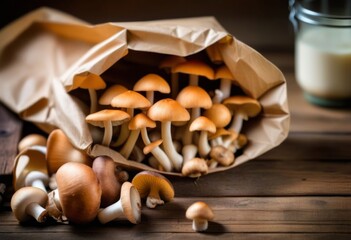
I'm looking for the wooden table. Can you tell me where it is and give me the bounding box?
[0,50,351,239]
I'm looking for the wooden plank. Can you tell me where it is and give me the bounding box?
[0,104,22,175]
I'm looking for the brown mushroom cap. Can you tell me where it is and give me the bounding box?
[86,109,131,128]
[119,181,142,224]
[223,96,261,118]
[203,103,232,128]
[147,98,190,122]
[209,145,235,166]
[18,134,47,152]
[181,158,209,178]
[111,90,151,110]
[171,60,214,80]
[215,65,235,80]
[186,201,214,221]
[128,113,156,131]
[133,73,171,94]
[55,162,101,224]
[176,86,212,110]
[73,72,106,90]
[98,84,128,106]
[159,55,186,70]
[143,139,163,155]
[132,171,174,204]
[189,116,216,134]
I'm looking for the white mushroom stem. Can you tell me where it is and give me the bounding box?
[228,112,247,134]
[88,88,98,114]
[198,131,211,158]
[26,202,48,223]
[192,218,209,232]
[212,89,224,104]
[113,108,134,147]
[146,187,164,209]
[161,121,183,171]
[102,120,113,146]
[24,171,48,192]
[182,108,201,145]
[171,73,179,99]
[119,129,140,159]
[210,137,224,147]
[182,144,198,164]
[189,74,199,86]
[219,78,232,101]
[98,199,125,224]
[141,128,173,172]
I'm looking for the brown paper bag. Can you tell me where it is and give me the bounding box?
[0,7,290,176]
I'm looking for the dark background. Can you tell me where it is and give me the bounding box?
[0,0,295,51]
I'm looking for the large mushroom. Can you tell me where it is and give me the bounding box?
[46,162,101,224]
[223,96,262,134]
[189,116,216,158]
[133,73,171,104]
[171,59,214,86]
[132,171,174,208]
[11,186,48,223]
[97,181,141,224]
[86,109,131,147]
[186,201,214,232]
[147,98,190,171]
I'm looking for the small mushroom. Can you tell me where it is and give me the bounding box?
[86,109,131,147]
[11,186,48,223]
[46,129,92,175]
[147,98,190,171]
[143,139,173,172]
[223,96,261,133]
[97,181,142,224]
[189,116,216,158]
[181,157,208,178]
[98,84,128,106]
[132,171,174,208]
[18,134,47,152]
[47,162,101,224]
[133,73,171,104]
[186,201,214,232]
[208,145,235,168]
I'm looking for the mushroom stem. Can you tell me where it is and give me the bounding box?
[228,112,246,133]
[219,79,232,101]
[182,144,198,164]
[88,88,98,114]
[146,91,154,105]
[161,121,183,171]
[113,108,134,147]
[102,120,113,146]
[182,108,201,145]
[146,187,163,208]
[198,131,211,158]
[119,130,140,159]
[98,199,124,224]
[141,128,172,172]
[24,171,48,192]
[171,73,179,99]
[193,218,209,232]
[26,202,48,223]
[212,89,224,104]
[189,74,199,86]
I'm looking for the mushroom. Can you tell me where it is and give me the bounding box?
[186,201,214,232]
[18,134,47,152]
[189,116,216,158]
[159,55,186,99]
[133,73,171,104]
[13,147,49,192]
[176,86,212,145]
[92,156,122,208]
[171,59,214,86]
[111,90,151,147]
[182,157,208,178]
[46,162,101,224]
[73,72,106,113]
[97,181,141,224]
[86,109,131,147]
[46,129,92,175]
[208,145,235,168]
[215,65,236,102]
[228,133,248,153]
[208,128,232,147]
[132,171,174,208]
[223,96,262,134]
[143,139,173,172]
[98,84,128,106]
[147,98,190,171]
[11,186,48,223]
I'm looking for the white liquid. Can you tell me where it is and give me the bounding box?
[296,27,351,99]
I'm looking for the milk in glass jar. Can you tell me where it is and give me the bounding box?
[290,0,351,107]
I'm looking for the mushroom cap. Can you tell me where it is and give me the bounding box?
[73,72,106,90]
[223,96,261,117]
[171,60,214,80]
[111,90,151,109]
[147,98,190,122]
[215,65,235,80]
[208,128,232,140]
[189,116,216,134]
[159,55,186,69]
[13,147,48,191]
[203,103,232,128]
[128,113,156,131]
[132,171,174,203]
[236,134,248,148]
[186,201,214,220]
[181,158,209,177]
[209,145,235,166]
[55,162,101,224]
[11,186,48,222]
[46,129,92,175]
[143,139,163,155]
[133,73,171,94]
[98,84,128,105]
[176,86,212,109]
[120,181,142,224]
[18,134,47,152]
[86,109,131,128]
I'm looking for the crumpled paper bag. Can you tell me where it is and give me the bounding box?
[0,7,290,176]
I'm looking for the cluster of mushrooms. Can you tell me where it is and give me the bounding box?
[83,56,261,177]
[10,54,262,231]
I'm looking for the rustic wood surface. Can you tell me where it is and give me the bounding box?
[0,50,351,239]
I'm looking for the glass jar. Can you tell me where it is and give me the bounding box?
[290,0,351,107]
